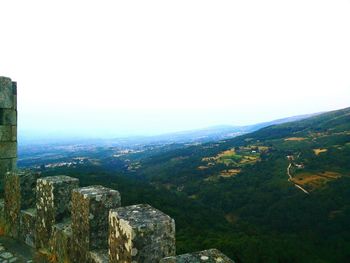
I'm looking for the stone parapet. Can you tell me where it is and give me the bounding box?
[49,218,73,263]
[0,78,235,263]
[35,175,79,249]
[18,170,40,209]
[72,185,121,262]
[109,204,176,263]
[160,249,235,263]
[4,172,20,237]
[88,249,109,263]
[19,208,36,248]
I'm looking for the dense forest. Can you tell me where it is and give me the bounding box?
[25,107,350,263]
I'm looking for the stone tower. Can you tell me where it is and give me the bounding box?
[0,76,17,192]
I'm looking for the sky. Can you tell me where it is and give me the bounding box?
[1,0,350,138]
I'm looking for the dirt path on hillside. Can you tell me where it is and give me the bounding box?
[287,161,309,194]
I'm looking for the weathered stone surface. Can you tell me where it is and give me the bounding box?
[0,77,13,109]
[0,158,16,177]
[13,95,17,110]
[109,204,176,263]
[0,126,16,142]
[160,249,235,263]
[0,142,16,159]
[3,170,38,213]
[4,173,20,238]
[0,199,4,216]
[0,238,36,262]
[88,249,108,263]
[72,185,121,262]
[0,109,17,126]
[36,175,79,249]
[0,159,16,192]
[11,82,16,96]
[18,170,40,209]
[0,77,17,195]
[19,208,36,248]
[49,218,72,263]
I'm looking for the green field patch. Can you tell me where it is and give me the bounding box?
[202,146,262,168]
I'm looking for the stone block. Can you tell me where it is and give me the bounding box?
[72,185,121,261]
[36,175,79,249]
[0,109,17,126]
[49,218,73,263]
[18,170,40,209]
[12,82,17,96]
[13,95,17,110]
[160,249,235,263]
[88,250,108,263]
[0,158,16,175]
[0,77,13,109]
[3,170,38,211]
[0,142,17,158]
[4,172,21,238]
[0,125,17,142]
[19,208,37,248]
[0,158,16,192]
[109,204,176,263]
[0,126,16,142]
[0,198,4,215]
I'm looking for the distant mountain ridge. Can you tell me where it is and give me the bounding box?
[100,112,321,145]
[19,112,320,146]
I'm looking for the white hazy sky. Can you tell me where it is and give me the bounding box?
[1,0,350,138]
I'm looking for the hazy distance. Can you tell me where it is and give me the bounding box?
[1,1,350,139]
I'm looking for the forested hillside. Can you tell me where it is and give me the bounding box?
[32,107,350,263]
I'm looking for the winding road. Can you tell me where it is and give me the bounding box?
[287,161,309,194]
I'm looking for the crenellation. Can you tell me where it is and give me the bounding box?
[72,185,121,262]
[3,170,39,241]
[19,208,36,248]
[49,218,73,263]
[35,175,79,249]
[108,204,176,263]
[4,172,21,238]
[18,170,40,209]
[0,77,235,263]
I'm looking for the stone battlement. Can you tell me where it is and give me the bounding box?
[0,77,234,262]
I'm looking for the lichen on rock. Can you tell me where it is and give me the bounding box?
[35,175,79,249]
[160,249,235,263]
[109,204,176,263]
[71,185,121,262]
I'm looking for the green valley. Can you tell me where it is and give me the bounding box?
[20,107,350,263]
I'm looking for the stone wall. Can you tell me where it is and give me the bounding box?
[0,77,17,193]
[0,77,234,263]
[161,249,235,263]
